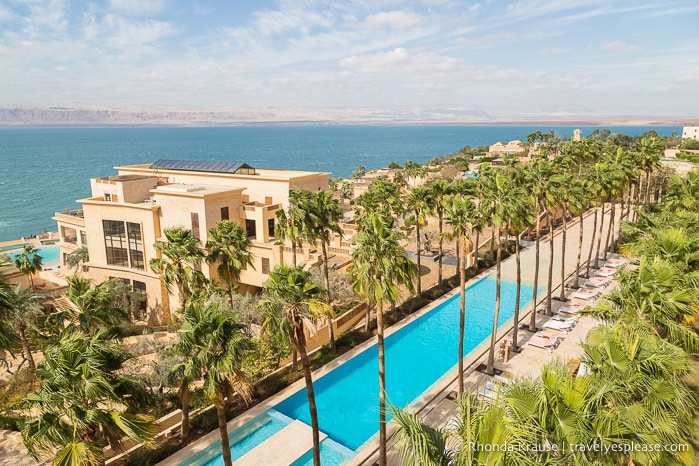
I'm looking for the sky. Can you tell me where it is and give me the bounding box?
[1,0,698,119]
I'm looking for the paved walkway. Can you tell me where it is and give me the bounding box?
[354,205,623,465]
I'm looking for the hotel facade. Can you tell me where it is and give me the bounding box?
[53,160,330,320]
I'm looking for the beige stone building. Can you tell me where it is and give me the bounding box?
[53,159,330,319]
[682,125,699,140]
[488,140,525,156]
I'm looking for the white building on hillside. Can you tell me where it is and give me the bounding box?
[682,126,699,140]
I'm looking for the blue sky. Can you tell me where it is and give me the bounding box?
[1,0,698,118]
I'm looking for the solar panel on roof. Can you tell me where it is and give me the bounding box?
[151,159,254,174]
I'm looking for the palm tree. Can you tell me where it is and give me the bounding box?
[428,178,452,286]
[0,275,17,351]
[302,190,343,353]
[405,187,432,295]
[569,178,591,288]
[526,158,553,331]
[13,243,42,288]
[5,284,45,372]
[20,328,153,465]
[275,189,311,267]
[53,275,129,335]
[65,245,89,272]
[178,298,253,466]
[205,220,254,306]
[443,193,476,394]
[543,172,563,315]
[149,227,205,323]
[259,264,331,466]
[349,214,417,466]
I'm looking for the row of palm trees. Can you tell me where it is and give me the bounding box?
[390,166,697,465]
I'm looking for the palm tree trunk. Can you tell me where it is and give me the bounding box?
[296,336,321,466]
[217,395,233,466]
[437,212,443,286]
[585,206,598,278]
[179,380,190,439]
[321,241,336,353]
[364,300,371,333]
[645,171,652,207]
[377,301,388,466]
[489,230,495,262]
[512,229,521,353]
[546,211,554,316]
[573,211,584,288]
[486,231,502,375]
[603,200,616,259]
[18,326,35,373]
[416,221,422,295]
[594,200,606,268]
[558,205,568,301]
[457,236,466,394]
[473,230,480,271]
[529,201,541,332]
[633,175,643,222]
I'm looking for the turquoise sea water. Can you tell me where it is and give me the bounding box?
[191,276,534,464]
[0,125,679,242]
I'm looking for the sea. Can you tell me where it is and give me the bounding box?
[0,125,681,242]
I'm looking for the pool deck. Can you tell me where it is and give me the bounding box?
[354,205,622,465]
[233,420,326,466]
[159,205,622,466]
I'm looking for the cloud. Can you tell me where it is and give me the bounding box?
[541,46,569,55]
[361,10,424,29]
[108,0,165,16]
[600,40,642,53]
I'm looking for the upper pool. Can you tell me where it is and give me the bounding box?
[184,276,534,464]
[3,244,60,268]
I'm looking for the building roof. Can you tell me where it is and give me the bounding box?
[151,159,255,175]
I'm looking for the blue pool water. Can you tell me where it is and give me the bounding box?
[4,244,60,267]
[184,276,533,464]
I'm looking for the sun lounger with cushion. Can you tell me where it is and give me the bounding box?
[543,319,575,331]
[604,257,627,268]
[573,287,601,300]
[594,266,617,277]
[584,276,612,288]
[559,299,589,314]
[527,330,563,352]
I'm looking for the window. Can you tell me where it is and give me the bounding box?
[261,258,270,274]
[127,222,144,270]
[103,220,128,267]
[132,280,146,292]
[104,220,144,270]
[104,193,111,201]
[265,196,273,205]
[221,206,229,221]
[246,219,256,238]
[268,218,275,238]
[80,230,87,245]
[191,213,200,239]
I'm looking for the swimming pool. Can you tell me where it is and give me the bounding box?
[4,244,60,268]
[183,276,534,464]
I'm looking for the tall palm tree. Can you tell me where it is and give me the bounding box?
[55,275,129,335]
[303,190,343,353]
[526,158,553,331]
[349,214,417,466]
[205,220,254,306]
[443,193,476,394]
[275,188,311,267]
[543,172,563,315]
[5,284,44,372]
[570,178,591,289]
[428,178,452,286]
[259,265,331,466]
[13,243,43,288]
[0,275,17,351]
[150,227,205,323]
[178,298,253,466]
[20,328,153,465]
[405,187,432,295]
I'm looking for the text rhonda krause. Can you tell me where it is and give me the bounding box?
[467,441,689,454]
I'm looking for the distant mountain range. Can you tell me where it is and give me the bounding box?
[0,104,689,127]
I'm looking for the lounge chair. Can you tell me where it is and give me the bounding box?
[543,319,574,331]
[477,375,511,401]
[573,287,601,300]
[604,257,627,268]
[527,330,563,353]
[594,266,617,277]
[584,276,612,288]
[559,299,588,314]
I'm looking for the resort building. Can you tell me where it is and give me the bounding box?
[53,159,330,319]
[488,140,525,157]
[682,125,699,140]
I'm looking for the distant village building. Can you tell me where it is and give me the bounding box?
[488,140,525,157]
[682,125,699,140]
[573,129,582,141]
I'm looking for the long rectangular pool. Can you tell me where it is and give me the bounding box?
[183,276,534,465]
